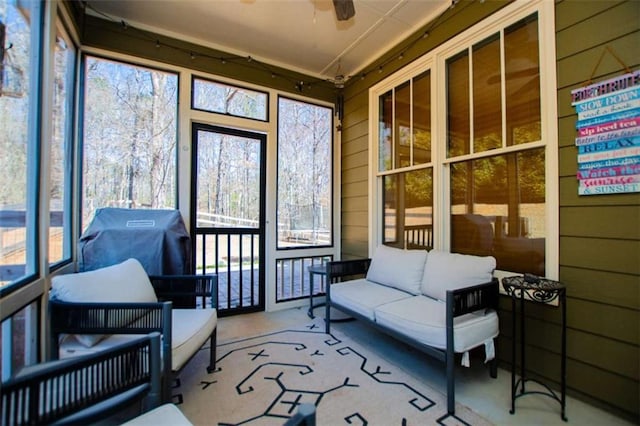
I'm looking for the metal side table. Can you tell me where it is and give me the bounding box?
[502,275,567,421]
[307,264,327,319]
[307,264,353,322]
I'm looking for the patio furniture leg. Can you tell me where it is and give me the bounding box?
[207,329,217,373]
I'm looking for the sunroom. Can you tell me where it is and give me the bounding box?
[1,0,638,424]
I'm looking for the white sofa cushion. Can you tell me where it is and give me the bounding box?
[421,250,496,301]
[51,258,158,347]
[58,309,217,372]
[330,278,413,321]
[366,245,428,295]
[374,296,499,353]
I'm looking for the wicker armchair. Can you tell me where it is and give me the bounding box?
[1,333,162,426]
[49,259,218,403]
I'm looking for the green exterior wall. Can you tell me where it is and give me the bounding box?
[340,0,639,421]
[554,0,639,419]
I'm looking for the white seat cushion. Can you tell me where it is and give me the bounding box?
[122,403,193,425]
[330,278,413,321]
[374,296,498,353]
[171,309,217,371]
[59,309,217,371]
[421,250,496,301]
[366,245,428,295]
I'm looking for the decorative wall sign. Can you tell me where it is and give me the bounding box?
[571,69,640,195]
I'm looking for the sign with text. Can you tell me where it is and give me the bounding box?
[571,70,640,195]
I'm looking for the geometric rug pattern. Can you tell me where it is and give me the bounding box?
[179,319,492,426]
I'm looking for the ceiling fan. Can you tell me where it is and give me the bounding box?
[333,0,355,21]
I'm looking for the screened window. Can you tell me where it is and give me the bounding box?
[49,25,75,267]
[82,56,178,230]
[192,77,268,121]
[0,0,37,290]
[277,97,332,248]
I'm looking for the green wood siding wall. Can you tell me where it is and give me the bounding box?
[340,0,639,420]
[555,0,639,419]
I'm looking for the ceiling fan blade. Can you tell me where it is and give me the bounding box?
[333,0,355,21]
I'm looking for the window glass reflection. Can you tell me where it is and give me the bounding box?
[450,148,545,275]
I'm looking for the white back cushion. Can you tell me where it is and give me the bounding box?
[51,258,157,347]
[366,245,428,295]
[421,250,495,301]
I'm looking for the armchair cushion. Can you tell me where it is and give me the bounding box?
[366,245,427,295]
[171,309,217,371]
[421,250,496,301]
[51,258,158,347]
[122,403,193,425]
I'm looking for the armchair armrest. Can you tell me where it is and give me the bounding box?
[149,274,217,308]
[326,259,372,283]
[3,333,162,426]
[49,300,172,372]
[446,278,499,317]
[50,300,171,336]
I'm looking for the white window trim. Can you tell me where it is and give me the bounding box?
[368,0,558,280]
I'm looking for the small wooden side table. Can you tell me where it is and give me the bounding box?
[502,275,567,421]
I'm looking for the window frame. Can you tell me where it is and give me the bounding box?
[368,0,558,280]
[1,0,80,379]
[0,0,44,297]
[48,18,76,272]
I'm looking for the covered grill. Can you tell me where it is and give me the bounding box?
[79,208,191,275]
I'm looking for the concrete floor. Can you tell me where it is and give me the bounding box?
[217,307,634,426]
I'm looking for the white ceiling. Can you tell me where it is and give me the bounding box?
[84,0,451,82]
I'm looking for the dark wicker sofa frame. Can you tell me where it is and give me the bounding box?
[50,274,217,403]
[2,333,162,426]
[324,258,499,415]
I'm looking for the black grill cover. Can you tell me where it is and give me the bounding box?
[79,208,191,275]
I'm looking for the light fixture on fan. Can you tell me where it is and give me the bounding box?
[333,74,345,89]
[333,0,355,21]
[331,61,346,89]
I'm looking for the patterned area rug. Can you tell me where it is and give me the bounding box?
[179,319,492,426]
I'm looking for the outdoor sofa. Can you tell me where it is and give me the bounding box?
[325,246,499,415]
